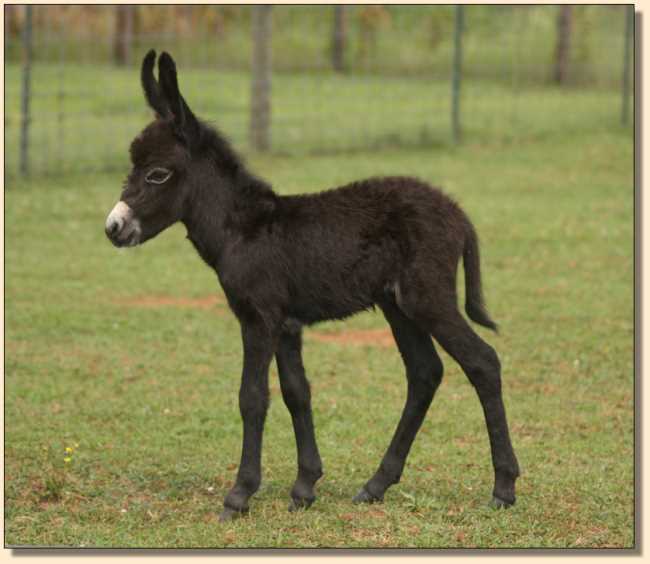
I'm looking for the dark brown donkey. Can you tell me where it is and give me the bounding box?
[105,50,519,522]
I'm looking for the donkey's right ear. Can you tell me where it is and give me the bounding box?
[158,51,201,146]
[141,50,169,118]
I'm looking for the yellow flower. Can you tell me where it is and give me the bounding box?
[65,446,74,454]
[64,457,72,463]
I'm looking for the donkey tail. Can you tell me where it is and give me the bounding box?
[462,222,498,333]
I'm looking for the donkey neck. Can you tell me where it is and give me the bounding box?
[182,164,276,270]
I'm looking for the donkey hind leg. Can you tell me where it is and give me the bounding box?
[353,299,443,504]
[426,309,520,507]
[276,327,323,512]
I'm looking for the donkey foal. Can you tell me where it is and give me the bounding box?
[105,51,520,522]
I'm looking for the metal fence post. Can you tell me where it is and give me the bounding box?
[56,8,67,173]
[250,5,272,152]
[451,5,464,143]
[621,6,633,125]
[20,5,33,176]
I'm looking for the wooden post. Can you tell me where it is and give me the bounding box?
[250,6,272,152]
[554,5,573,85]
[332,6,347,73]
[113,6,135,66]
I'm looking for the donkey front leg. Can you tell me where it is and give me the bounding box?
[276,327,323,512]
[220,322,277,522]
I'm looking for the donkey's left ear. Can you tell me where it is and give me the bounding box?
[158,52,200,145]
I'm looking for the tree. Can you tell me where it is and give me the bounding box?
[356,6,390,68]
[4,5,22,38]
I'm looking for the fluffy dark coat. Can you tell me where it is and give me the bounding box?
[105,51,520,521]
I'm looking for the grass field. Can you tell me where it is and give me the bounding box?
[5,106,634,546]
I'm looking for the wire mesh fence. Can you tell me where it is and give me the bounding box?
[5,5,634,178]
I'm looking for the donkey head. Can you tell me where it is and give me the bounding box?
[105,50,202,247]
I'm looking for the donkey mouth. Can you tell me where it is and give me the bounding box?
[110,228,141,248]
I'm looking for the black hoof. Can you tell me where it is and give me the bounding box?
[352,487,383,504]
[219,506,248,522]
[288,496,315,512]
[489,495,515,509]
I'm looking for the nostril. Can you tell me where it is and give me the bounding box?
[106,220,120,238]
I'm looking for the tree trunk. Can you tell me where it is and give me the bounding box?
[4,5,21,38]
[113,6,135,66]
[332,6,347,73]
[554,5,573,84]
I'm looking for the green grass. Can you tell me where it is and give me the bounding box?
[5,121,633,545]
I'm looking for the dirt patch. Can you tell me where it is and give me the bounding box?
[308,328,394,348]
[115,294,225,311]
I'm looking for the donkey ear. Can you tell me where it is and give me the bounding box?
[158,52,200,144]
[157,52,184,123]
[141,49,169,118]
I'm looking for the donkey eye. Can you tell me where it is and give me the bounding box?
[145,167,173,184]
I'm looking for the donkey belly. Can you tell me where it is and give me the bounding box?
[287,266,392,325]
[289,293,375,325]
